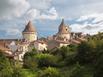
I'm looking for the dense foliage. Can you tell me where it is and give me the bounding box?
[0,32,103,77]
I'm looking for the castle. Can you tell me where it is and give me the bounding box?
[0,19,86,61]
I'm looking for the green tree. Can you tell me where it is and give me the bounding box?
[35,53,58,67]
[94,53,103,77]
[23,51,38,70]
[39,67,61,77]
[70,63,86,77]
[64,54,76,66]
[76,42,94,64]
[12,69,36,77]
[0,52,13,77]
[51,46,70,60]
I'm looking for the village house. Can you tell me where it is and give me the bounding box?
[0,19,86,61]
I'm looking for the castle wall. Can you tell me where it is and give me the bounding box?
[23,32,37,42]
[57,33,71,40]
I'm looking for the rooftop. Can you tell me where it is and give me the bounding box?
[23,21,36,33]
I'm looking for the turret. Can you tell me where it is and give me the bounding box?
[22,21,37,42]
[56,19,71,40]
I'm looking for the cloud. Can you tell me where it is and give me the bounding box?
[1,0,103,38]
[92,14,103,23]
[0,0,53,20]
[76,13,103,23]
[40,7,58,20]
[26,9,40,20]
[6,28,21,36]
[0,0,57,38]
[70,13,103,34]
[25,7,58,20]
[0,0,30,19]
[83,25,99,30]
[28,0,52,10]
[0,20,24,38]
[53,0,103,19]
[0,27,21,39]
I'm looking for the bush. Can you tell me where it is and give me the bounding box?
[76,42,94,64]
[94,53,103,77]
[0,52,13,77]
[70,63,87,77]
[51,46,70,60]
[64,54,76,66]
[35,53,58,67]
[39,67,61,77]
[23,51,38,69]
[12,69,36,77]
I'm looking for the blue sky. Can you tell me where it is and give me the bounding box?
[0,0,103,39]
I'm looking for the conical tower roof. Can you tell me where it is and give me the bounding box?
[58,19,70,34]
[59,19,65,27]
[23,21,36,32]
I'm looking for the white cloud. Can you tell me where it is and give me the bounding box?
[0,0,30,19]
[53,0,103,19]
[40,7,58,20]
[1,0,103,38]
[26,9,40,20]
[0,0,54,20]
[70,13,103,34]
[26,7,58,20]
[77,13,103,23]
[92,14,103,23]
[0,28,21,36]
[6,29,21,36]
[28,0,52,10]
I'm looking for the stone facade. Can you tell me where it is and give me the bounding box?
[55,19,71,41]
[22,21,37,42]
[0,19,86,61]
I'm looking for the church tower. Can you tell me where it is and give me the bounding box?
[56,19,71,40]
[22,21,37,42]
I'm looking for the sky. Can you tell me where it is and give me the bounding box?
[0,0,103,39]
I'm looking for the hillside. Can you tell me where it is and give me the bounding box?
[0,32,103,77]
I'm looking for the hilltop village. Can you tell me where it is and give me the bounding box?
[0,19,86,61]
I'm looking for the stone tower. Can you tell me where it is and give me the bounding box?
[22,21,37,42]
[56,19,71,40]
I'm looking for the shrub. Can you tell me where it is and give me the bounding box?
[70,63,86,77]
[12,69,36,77]
[35,53,58,67]
[23,51,38,69]
[39,67,61,77]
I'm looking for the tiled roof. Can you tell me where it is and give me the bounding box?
[54,39,70,44]
[0,45,11,51]
[23,21,36,32]
[31,40,47,44]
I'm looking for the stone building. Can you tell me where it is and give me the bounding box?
[22,21,37,42]
[0,19,86,61]
[55,19,71,41]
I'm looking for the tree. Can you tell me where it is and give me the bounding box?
[12,69,36,77]
[68,44,78,52]
[35,53,58,67]
[70,63,86,77]
[51,46,70,60]
[23,51,38,70]
[76,42,94,64]
[0,52,13,77]
[94,53,103,77]
[39,67,61,77]
[64,54,76,66]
